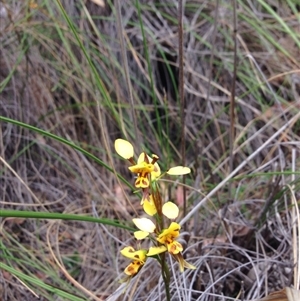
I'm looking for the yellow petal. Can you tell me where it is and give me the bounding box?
[162,202,179,219]
[167,240,183,254]
[120,246,135,257]
[137,152,150,164]
[173,253,196,272]
[124,260,144,276]
[147,246,167,256]
[114,139,134,159]
[134,230,149,240]
[143,199,157,216]
[120,247,147,261]
[167,166,191,175]
[141,194,154,205]
[183,260,196,270]
[157,222,181,244]
[134,176,150,188]
[168,222,181,233]
[151,162,161,179]
[129,162,154,174]
[132,218,156,233]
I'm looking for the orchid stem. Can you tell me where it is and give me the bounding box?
[161,253,171,301]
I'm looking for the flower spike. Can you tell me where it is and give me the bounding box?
[114,138,196,279]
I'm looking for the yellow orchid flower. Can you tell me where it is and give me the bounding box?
[120,246,147,276]
[132,202,179,238]
[157,222,183,254]
[129,153,161,188]
[152,220,196,272]
[129,161,154,188]
[114,139,191,193]
[137,153,161,180]
[130,204,195,272]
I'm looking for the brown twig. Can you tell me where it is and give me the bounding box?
[229,0,238,199]
[178,0,186,229]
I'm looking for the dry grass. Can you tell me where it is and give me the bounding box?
[0,0,300,300]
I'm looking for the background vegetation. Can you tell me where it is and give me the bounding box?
[0,0,300,300]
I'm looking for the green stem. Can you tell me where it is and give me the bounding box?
[160,253,171,301]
